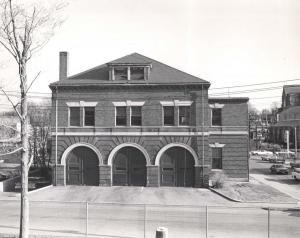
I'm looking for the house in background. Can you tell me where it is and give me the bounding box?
[269,85,300,150]
[49,52,249,188]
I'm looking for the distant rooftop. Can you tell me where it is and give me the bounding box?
[283,85,300,94]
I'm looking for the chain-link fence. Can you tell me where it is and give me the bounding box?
[0,200,299,238]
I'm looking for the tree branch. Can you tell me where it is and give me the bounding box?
[0,87,23,121]
[0,123,19,132]
[26,71,40,93]
[27,153,34,168]
[0,147,24,157]
[0,39,16,58]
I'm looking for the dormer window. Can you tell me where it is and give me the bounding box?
[108,63,151,81]
[131,67,144,80]
[114,67,128,80]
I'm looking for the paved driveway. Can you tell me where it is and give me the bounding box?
[250,156,300,201]
[28,186,231,206]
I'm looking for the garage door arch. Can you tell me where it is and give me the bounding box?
[61,142,102,185]
[155,143,198,187]
[108,143,150,186]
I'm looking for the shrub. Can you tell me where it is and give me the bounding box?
[210,171,228,189]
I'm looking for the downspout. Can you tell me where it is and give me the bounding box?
[55,86,58,185]
[202,84,205,184]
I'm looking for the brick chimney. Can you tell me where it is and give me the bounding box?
[59,51,69,80]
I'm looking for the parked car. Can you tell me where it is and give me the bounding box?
[275,151,296,159]
[290,162,300,170]
[251,150,273,156]
[270,164,289,174]
[269,155,285,164]
[261,154,273,161]
[292,168,300,180]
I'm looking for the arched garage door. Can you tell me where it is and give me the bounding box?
[113,147,146,186]
[66,146,99,185]
[160,147,195,187]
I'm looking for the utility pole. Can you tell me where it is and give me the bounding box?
[295,127,297,158]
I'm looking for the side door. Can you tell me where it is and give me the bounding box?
[113,152,128,186]
[67,152,83,185]
[160,156,176,186]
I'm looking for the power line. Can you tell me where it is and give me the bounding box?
[1,78,299,95]
[210,78,300,90]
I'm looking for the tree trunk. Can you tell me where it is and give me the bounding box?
[19,61,29,238]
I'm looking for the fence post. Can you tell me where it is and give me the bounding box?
[144,204,146,238]
[206,205,208,238]
[156,227,168,238]
[268,207,270,238]
[86,201,89,238]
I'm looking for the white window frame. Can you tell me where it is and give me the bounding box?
[162,105,175,127]
[66,101,97,127]
[115,106,127,127]
[83,107,96,127]
[160,100,193,127]
[113,101,145,127]
[178,105,191,127]
[130,106,142,127]
[210,104,224,127]
[209,143,225,171]
[68,106,81,127]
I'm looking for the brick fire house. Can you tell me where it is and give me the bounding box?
[50,52,249,188]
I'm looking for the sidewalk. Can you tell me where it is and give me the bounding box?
[251,174,300,202]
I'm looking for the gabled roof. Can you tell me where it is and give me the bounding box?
[283,85,300,95]
[50,53,209,87]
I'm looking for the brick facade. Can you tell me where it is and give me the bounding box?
[49,52,249,187]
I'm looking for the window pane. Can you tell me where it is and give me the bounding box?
[84,107,95,126]
[130,67,144,80]
[114,67,128,80]
[116,106,126,126]
[212,148,222,169]
[179,106,191,126]
[70,107,80,126]
[131,106,142,126]
[212,108,222,126]
[164,106,174,126]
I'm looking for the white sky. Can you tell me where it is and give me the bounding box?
[1,0,300,111]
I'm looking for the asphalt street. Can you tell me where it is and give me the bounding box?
[250,155,300,200]
[0,199,299,238]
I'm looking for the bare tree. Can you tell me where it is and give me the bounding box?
[28,100,51,168]
[0,0,65,237]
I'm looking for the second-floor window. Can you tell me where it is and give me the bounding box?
[69,107,80,127]
[212,108,222,126]
[131,106,142,126]
[179,106,191,126]
[116,106,127,126]
[163,106,174,126]
[84,107,95,126]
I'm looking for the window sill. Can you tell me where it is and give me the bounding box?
[211,169,223,171]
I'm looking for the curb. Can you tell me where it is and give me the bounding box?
[209,188,299,206]
[15,185,53,197]
[28,184,53,194]
[209,188,242,203]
